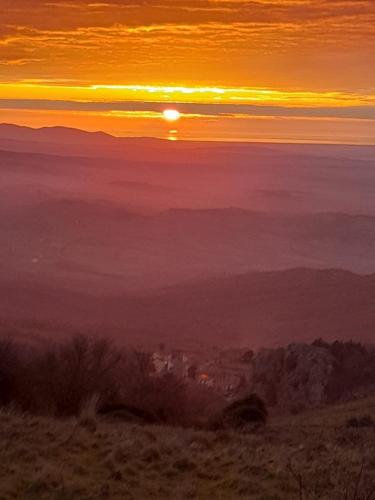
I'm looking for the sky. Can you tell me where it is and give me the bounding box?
[0,0,374,143]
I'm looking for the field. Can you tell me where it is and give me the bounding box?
[1,397,375,499]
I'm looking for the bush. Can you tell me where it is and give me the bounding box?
[26,335,123,416]
[210,393,268,430]
[313,339,375,402]
[0,334,223,427]
[0,335,123,416]
[112,351,190,425]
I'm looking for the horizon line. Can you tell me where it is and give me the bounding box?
[1,122,375,148]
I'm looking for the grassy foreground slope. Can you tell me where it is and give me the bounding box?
[1,398,375,500]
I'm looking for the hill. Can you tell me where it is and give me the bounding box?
[3,203,375,293]
[2,269,375,349]
[1,397,375,499]
[1,125,375,348]
[2,128,375,295]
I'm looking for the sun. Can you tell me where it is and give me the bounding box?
[162,109,181,122]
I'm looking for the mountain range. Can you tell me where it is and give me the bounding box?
[1,123,375,348]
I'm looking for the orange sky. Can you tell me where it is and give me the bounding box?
[0,0,374,143]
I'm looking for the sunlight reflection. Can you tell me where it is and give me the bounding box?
[167,129,179,141]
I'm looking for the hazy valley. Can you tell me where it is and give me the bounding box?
[1,125,375,500]
[1,124,375,351]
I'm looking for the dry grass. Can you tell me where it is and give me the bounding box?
[1,397,375,499]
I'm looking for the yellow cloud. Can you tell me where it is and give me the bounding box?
[0,82,374,107]
[0,1,374,95]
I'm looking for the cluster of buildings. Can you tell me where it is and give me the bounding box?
[151,346,254,396]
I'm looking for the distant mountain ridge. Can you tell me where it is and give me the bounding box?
[0,123,113,142]
[1,122,375,158]
[0,123,167,151]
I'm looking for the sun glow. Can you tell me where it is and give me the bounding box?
[1,83,373,107]
[163,109,181,122]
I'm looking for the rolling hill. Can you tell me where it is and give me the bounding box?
[1,125,375,349]
[1,269,375,349]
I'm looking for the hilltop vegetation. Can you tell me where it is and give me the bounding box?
[2,335,375,424]
[252,338,375,412]
[2,335,375,425]
[0,335,225,426]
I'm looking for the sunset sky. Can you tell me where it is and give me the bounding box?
[0,0,374,143]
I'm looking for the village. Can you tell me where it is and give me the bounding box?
[151,345,255,397]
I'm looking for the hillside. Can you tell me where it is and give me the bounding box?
[1,397,375,499]
[2,269,375,349]
[3,199,375,292]
[2,126,375,298]
[1,125,375,347]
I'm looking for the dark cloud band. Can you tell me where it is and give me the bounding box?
[0,99,374,120]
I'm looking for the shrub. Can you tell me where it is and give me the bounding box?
[210,393,268,430]
[114,352,190,425]
[25,335,123,416]
[0,334,223,427]
[312,339,375,402]
[0,335,123,417]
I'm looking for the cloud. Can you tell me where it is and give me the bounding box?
[0,0,374,91]
[1,98,375,120]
